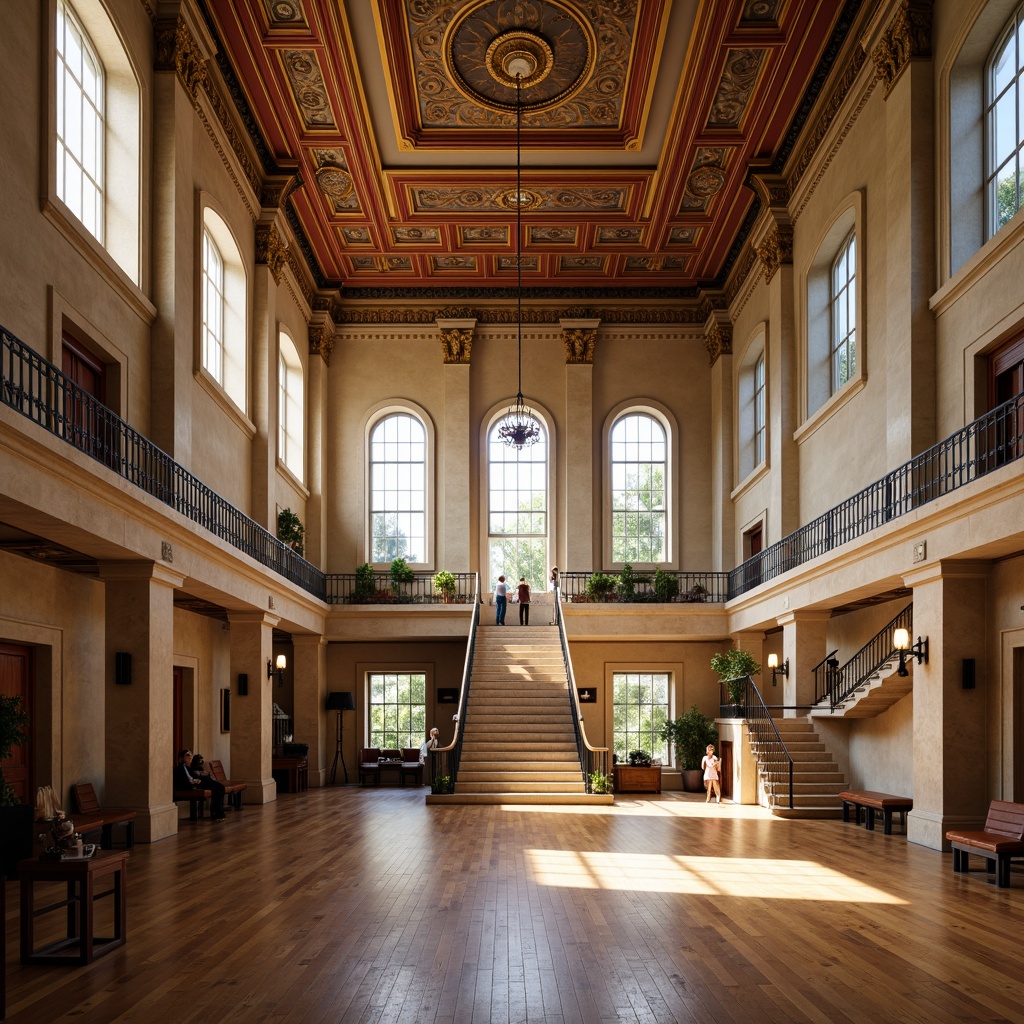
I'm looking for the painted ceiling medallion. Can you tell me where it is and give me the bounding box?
[444,0,594,113]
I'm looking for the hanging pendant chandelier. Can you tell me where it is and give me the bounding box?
[498,66,541,450]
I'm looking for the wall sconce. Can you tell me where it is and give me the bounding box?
[268,653,287,686]
[767,653,789,686]
[893,628,928,677]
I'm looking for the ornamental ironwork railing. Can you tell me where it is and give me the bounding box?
[728,390,1024,598]
[729,675,794,811]
[560,570,729,603]
[0,326,324,597]
[552,582,610,794]
[325,571,477,605]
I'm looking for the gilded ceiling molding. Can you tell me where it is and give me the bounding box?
[707,50,766,128]
[871,1,932,96]
[438,326,475,364]
[154,16,207,100]
[308,314,336,367]
[331,305,703,326]
[703,312,733,367]
[256,222,288,284]
[754,225,794,284]
[561,325,598,364]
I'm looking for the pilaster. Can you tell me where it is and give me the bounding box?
[777,611,832,716]
[292,634,327,787]
[438,318,475,570]
[706,308,733,571]
[561,318,598,572]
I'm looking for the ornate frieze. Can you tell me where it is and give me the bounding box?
[154,16,208,100]
[412,185,628,214]
[256,223,288,284]
[754,225,794,284]
[871,1,932,95]
[562,327,597,364]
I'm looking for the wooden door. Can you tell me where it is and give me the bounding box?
[0,642,33,803]
[719,740,733,800]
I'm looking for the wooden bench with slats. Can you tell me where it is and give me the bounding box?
[839,790,913,835]
[207,759,246,810]
[945,800,1024,888]
[71,783,136,847]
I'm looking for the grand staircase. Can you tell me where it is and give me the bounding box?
[428,623,613,805]
[753,717,846,818]
[809,654,912,718]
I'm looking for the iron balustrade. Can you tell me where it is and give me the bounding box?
[560,570,729,603]
[817,604,913,710]
[729,390,1024,598]
[552,583,610,793]
[325,571,477,605]
[729,675,794,811]
[1,325,324,598]
[429,574,480,794]
[812,650,840,705]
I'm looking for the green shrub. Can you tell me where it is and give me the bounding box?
[585,572,617,601]
[660,705,718,771]
[390,557,414,587]
[711,648,761,703]
[652,567,679,602]
[277,508,305,557]
[354,562,376,600]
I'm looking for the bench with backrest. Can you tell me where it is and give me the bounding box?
[839,790,914,835]
[945,800,1024,888]
[71,783,136,847]
[401,748,424,786]
[359,748,381,786]
[174,786,213,820]
[207,759,246,810]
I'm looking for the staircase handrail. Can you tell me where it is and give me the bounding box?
[553,583,610,793]
[741,675,794,810]
[430,574,480,793]
[812,650,840,704]
[824,604,912,710]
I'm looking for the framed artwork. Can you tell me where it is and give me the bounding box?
[437,687,458,703]
[577,686,598,704]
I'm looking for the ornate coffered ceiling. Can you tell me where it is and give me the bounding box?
[202,0,860,298]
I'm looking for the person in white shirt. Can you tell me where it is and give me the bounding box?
[494,575,508,625]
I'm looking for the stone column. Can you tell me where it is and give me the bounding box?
[438,318,474,571]
[705,309,733,569]
[904,560,990,850]
[561,318,599,571]
[732,629,765,704]
[292,634,327,787]
[777,611,832,716]
[228,611,280,803]
[99,561,186,843]
[866,1,936,462]
[306,307,336,567]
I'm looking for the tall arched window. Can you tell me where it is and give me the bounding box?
[610,412,667,564]
[278,331,303,479]
[987,3,1024,235]
[487,415,548,591]
[200,207,247,412]
[370,413,426,563]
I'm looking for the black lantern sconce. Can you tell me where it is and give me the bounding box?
[893,628,928,677]
[268,653,287,686]
[767,652,789,686]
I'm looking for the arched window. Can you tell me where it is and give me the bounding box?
[50,0,141,284]
[610,412,667,564]
[200,207,247,412]
[278,331,303,479]
[370,413,427,563]
[487,415,548,592]
[986,4,1024,234]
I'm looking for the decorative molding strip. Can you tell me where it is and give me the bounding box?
[154,16,207,100]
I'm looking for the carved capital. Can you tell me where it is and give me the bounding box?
[154,16,208,100]
[562,327,597,364]
[255,223,288,284]
[308,315,336,366]
[261,170,303,211]
[704,313,733,367]
[754,225,794,284]
[439,327,474,364]
[871,1,932,95]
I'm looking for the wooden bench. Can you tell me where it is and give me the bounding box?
[71,783,137,847]
[207,760,246,810]
[401,748,424,786]
[839,790,913,835]
[174,788,212,820]
[945,800,1024,888]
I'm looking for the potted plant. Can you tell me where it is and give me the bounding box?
[585,572,617,602]
[277,508,305,557]
[616,564,650,602]
[653,567,679,602]
[661,704,718,792]
[1,692,33,879]
[433,570,457,602]
[589,770,611,795]
[353,562,377,602]
[390,556,414,600]
[711,648,761,716]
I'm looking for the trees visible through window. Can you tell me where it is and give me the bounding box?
[611,413,666,563]
[278,332,303,479]
[488,416,547,592]
[202,228,225,383]
[368,672,426,750]
[370,414,426,563]
[831,232,857,392]
[987,4,1024,235]
[56,0,105,241]
[612,672,669,763]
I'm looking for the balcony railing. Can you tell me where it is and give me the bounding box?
[728,390,1024,598]
[1,325,323,598]
[325,571,477,605]
[560,570,729,603]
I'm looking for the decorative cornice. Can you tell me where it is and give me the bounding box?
[255,223,288,284]
[331,304,706,326]
[871,1,932,95]
[439,326,474,363]
[308,314,335,366]
[754,225,794,284]
[562,327,597,364]
[703,313,733,366]
[154,16,207,101]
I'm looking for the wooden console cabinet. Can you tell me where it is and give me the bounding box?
[613,766,662,793]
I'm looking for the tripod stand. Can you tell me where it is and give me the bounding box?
[326,691,355,784]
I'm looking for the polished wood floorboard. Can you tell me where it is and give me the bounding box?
[4,788,1024,1023]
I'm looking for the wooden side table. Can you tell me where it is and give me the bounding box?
[272,756,308,793]
[19,849,129,965]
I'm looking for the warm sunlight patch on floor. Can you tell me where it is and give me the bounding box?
[525,849,906,903]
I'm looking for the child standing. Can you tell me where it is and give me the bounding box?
[701,744,721,803]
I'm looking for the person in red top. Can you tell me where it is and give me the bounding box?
[517,577,531,625]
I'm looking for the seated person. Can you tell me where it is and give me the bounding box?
[174,748,227,820]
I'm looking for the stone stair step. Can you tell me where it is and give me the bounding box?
[457,781,587,794]
[459,771,584,783]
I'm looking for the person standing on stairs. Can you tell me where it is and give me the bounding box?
[517,577,531,625]
[494,575,508,625]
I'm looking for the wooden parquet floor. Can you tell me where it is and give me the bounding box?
[4,787,1024,1024]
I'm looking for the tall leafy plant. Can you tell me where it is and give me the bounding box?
[711,648,761,704]
[660,705,718,771]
